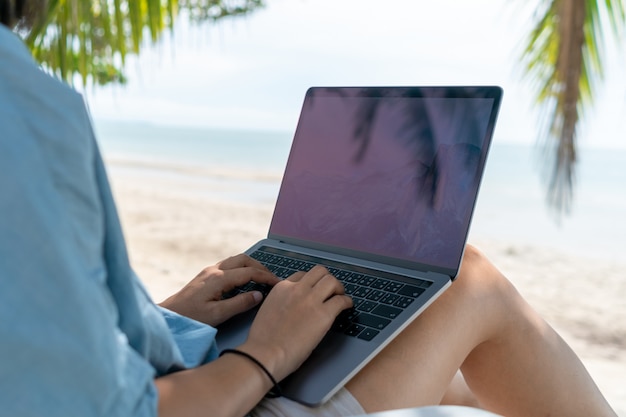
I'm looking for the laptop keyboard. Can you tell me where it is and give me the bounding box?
[223,247,433,342]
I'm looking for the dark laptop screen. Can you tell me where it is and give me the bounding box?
[269,87,501,272]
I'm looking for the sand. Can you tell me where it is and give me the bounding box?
[106,160,626,415]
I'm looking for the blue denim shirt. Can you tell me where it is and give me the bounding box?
[0,26,219,416]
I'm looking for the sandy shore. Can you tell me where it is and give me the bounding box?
[106,160,626,415]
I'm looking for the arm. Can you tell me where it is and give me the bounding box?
[0,94,166,416]
[157,255,353,417]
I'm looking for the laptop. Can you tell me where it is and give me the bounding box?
[216,86,503,406]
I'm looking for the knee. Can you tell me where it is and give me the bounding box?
[452,244,521,313]
[460,244,483,268]
[459,244,504,285]
[456,244,493,285]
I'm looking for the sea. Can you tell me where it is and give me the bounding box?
[94,119,626,263]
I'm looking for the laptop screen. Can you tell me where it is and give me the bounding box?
[269,87,502,273]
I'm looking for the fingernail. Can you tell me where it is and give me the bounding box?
[252,291,263,303]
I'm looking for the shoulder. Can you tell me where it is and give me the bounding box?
[0,26,106,285]
[0,25,99,202]
[0,25,84,104]
[0,25,91,157]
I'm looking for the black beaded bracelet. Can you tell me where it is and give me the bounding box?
[219,348,283,398]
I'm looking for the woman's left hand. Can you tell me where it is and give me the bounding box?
[159,254,280,326]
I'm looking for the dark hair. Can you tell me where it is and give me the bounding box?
[0,0,42,29]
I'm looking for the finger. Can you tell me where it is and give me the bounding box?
[324,294,354,314]
[218,254,271,273]
[219,268,279,292]
[245,268,281,286]
[286,271,307,282]
[213,291,265,324]
[313,273,346,300]
[298,265,331,286]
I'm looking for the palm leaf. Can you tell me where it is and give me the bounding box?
[521,0,625,217]
[18,0,264,86]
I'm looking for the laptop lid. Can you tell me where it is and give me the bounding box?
[268,86,502,278]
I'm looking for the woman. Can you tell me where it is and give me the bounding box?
[0,3,616,416]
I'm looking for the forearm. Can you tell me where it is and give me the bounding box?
[155,264,352,417]
[155,348,276,417]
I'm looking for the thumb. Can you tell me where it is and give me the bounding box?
[219,290,264,321]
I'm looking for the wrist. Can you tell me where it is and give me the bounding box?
[219,349,282,398]
[237,341,289,382]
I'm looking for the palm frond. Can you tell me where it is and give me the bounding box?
[521,0,625,218]
[19,0,264,86]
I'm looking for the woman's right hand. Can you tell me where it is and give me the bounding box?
[239,266,353,381]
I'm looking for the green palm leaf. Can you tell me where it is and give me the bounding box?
[521,0,625,217]
[18,0,263,86]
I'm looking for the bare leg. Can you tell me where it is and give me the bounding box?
[440,371,480,408]
[346,245,616,417]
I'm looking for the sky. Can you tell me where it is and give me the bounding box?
[87,0,626,149]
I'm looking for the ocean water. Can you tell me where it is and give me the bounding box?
[473,143,626,261]
[94,119,626,262]
[94,119,292,174]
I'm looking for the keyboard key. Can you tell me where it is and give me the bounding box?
[250,251,267,261]
[351,297,365,309]
[372,304,402,319]
[336,308,359,322]
[366,290,385,302]
[344,273,362,284]
[334,270,352,281]
[371,278,390,290]
[346,324,366,337]
[393,296,415,309]
[358,328,379,341]
[301,262,316,271]
[332,310,352,331]
[357,275,377,287]
[274,257,288,266]
[350,273,365,282]
[327,267,340,275]
[289,260,304,270]
[384,282,403,293]
[357,300,377,313]
[332,318,351,332]
[344,283,358,295]
[266,255,282,265]
[380,293,400,305]
[398,285,425,298]
[248,282,272,296]
[354,313,391,330]
[352,286,372,298]
[273,267,290,278]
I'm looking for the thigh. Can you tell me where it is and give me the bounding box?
[345,302,471,413]
[346,247,502,413]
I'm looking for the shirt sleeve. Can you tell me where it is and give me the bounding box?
[159,307,220,367]
[0,109,159,416]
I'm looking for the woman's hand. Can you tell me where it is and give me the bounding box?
[157,261,353,417]
[159,254,280,327]
[240,265,354,382]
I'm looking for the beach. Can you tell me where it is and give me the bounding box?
[104,152,626,415]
